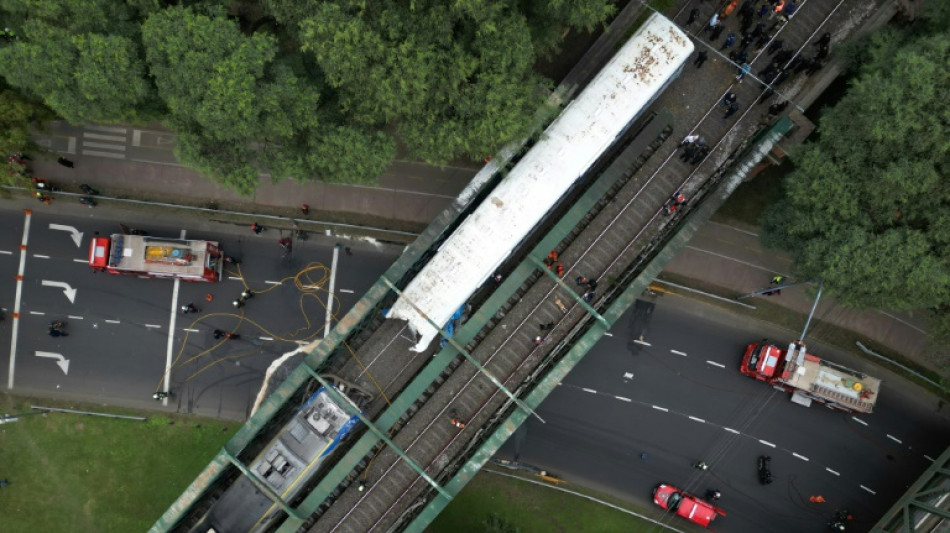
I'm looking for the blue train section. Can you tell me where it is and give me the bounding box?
[194,387,359,533]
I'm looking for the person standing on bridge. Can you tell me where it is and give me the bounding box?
[693,50,709,69]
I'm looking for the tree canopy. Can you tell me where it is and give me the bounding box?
[762,5,950,328]
[0,0,615,191]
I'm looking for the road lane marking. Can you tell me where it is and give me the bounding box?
[759,440,776,448]
[792,453,809,461]
[83,141,127,150]
[688,416,706,423]
[259,336,274,341]
[33,254,49,259]
[338,289,354,294]
[265,280,280,285]
[105,319,120,324]
[633,339,651,346]
[228,276,242,281]
[886,434,902,444]
[581,388,597,394]
[67,315,83,320]
[651,405,668,412]
[0,250,13,255]
[85,125,128,134]
[160,230,186,407]
[325,245,340,338]
[851,417,868,426]
[73,258,87,263]
[860,485,876,495]
[146,324,162,329]
[724,427,740,434]
[826,468,840,476]
[924,455,935,462]
[8,210,32,389]
[706,360,725,368]
[670,349,687,356]
[81,150,126,159]
[183,328,200,333]
[29,311,45,315]
[83,133,126,142]
[615,396,631,402]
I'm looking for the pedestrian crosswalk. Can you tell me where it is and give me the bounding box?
[81,125,128,159]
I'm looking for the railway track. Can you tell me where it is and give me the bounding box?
[296,3,849,532]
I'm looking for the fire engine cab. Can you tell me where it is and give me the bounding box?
[89,234,223,282]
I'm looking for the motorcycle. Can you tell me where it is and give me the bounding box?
[79,196,97,208]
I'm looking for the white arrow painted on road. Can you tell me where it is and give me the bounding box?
[48,224,84,247]
[41,280,77,303]
[35,351,70,375]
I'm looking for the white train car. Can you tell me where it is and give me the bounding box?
[388,14,694,351]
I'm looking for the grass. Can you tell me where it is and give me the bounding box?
[0,394,236,533]
[428,469,662,533]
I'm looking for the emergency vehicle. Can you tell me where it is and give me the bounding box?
[88,234,223,282]
[740,340,880,414]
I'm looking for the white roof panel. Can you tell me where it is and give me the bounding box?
[388,14,693,351]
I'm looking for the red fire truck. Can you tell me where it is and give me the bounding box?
[739,340,880,414]
[88,234,223,282]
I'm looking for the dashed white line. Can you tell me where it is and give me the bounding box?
[259,336,274,341]
[826,468,840,476]
[29,311,45,316]
[851,417,868,426]
[724,427,740,435]
[67,315,83,320]
[860,485,876,495]
[706,360,725,368]
[603,332,613,337]
[581,388,597,394]
[633,339,651,346]
[792,453,810,462]
[265,280,280,285]
[670,349,687,356]
[145,324,161,329]
[652,405,669,412]
[688,416,706,423]
[33,254,50,259]
[228,276,242,281]
[0,250,13,255]
[886,434,902,444]
[105,319,120,324]
[759,439,776,448]
[73,258,87,263]
[183,328,200,333]
[295,340,310,345]
[338,289,354,294]
[924,455,935,462]
[615,396,632,402]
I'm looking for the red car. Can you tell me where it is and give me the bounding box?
[653,483,725,528]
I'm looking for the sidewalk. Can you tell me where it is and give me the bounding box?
[661,221,943,376]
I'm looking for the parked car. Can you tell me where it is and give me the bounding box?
[758,455,774,484]
[653,483,725,528]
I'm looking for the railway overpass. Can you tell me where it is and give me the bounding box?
[150,1,912,532]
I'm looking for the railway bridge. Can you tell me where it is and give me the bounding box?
[152,1,878,531]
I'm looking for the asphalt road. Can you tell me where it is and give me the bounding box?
[497,299,949,533]
[0,206,401,420]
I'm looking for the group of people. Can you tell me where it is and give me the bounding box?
[678,134,710,166]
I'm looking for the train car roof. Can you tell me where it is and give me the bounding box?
[387,14,693,350]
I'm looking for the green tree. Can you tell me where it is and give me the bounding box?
[0,17,155,123]
[762,6,950,316]
[0,86,54,186]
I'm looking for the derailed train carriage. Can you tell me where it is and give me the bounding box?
[190,387,359,533]
[159,13,693,533]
